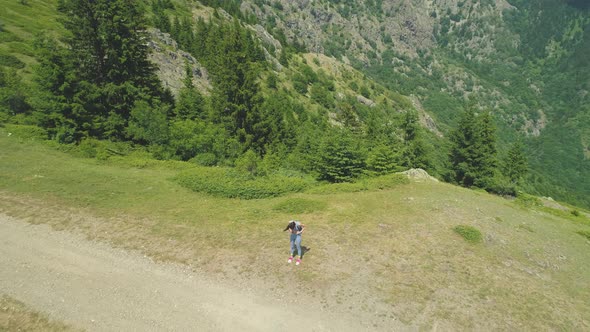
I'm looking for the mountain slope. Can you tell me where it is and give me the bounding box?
[1,133,589,330]
[238,0,590,207]
[0,0,588,207]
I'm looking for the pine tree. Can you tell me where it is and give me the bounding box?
[52,0,167,139]
[366,143,400,175]
[401,110,430,170]
[449,108,498,188]
[316,130,365,183]
[207,20,264,151]
[474,112,498,187]
[174,62,205,121]
[502,140,528,184]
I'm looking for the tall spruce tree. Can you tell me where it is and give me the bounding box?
[449,108,498,188]
[502,140,528,184]
[401,110,430,171]
[175,62,205,120]
[316,129,365,183]
[52,0,167,139]
[207,19,265,151]
[474,112,498,187]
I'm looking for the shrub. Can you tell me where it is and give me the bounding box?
[235,150,260,176]
[571,210,581,217]
[77,138,100,158]
[515,193,542,208]
[485,177,517,197]
[190,153,217,166]
[453,225,482,244]
[4,124,47,140]
[174,167,314,199]
[0,31,23,43]
[307,173,409,194]
[0,54,25,69]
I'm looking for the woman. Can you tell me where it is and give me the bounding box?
[283,220,305,265]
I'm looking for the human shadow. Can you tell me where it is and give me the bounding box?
[301,246,311,259]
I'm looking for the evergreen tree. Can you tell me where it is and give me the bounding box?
[315,130,365,183]
[449,109,498,188]
[474,112,498,187]
[502,140,528,184]
[175,62,205,120]
[401,110,430,170]
[366,143,400,175]
[0,67,31,119]
[207,20,265,150]
[50,0,168,140]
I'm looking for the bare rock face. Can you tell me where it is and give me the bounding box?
[401,168,439,182]
[147,29,211,98]
[410,96,443,137]
[250,24,283,71]
[523,110,547,137]
[356,94,376,107]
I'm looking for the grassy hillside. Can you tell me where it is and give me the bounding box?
[1,130,589,329]
[0,0,63,80]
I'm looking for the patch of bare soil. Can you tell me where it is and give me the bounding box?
[0,192,409,331]
[0,214,379,331]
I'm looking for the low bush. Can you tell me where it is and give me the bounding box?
[109,153,192,170]
[174,167,314,199]
[453,225,483,244]
[485,178,517,197]
[4,124,47,140]
[307,173,409,194]
[0,31,23,43]
[515,193,542,208]
[0,54,25,69]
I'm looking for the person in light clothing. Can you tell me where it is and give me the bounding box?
[283,220,305,265]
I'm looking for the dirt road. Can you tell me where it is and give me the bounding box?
[0,214,372,331]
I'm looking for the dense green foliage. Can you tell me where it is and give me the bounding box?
[0,0,587,208]
[449,108,498,188]
[351,0,590,207]
[502,140,528,185]
[174,167,313,199]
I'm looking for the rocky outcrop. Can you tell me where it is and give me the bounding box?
[523,110,547,137]
[356,95,376,107]
[147,29,211,98]
[410,96,443,137]
[401,168,439,182]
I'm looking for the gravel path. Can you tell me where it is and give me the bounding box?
[0,214,367,331]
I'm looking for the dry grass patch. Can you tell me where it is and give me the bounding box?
[2,136,590,330]
[0,295,80,332]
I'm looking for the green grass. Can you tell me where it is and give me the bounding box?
[0,0,64,79]
[1,133,590,330]
[577,230,590,241]
[272,197,327,214]
[453,225,483,244]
